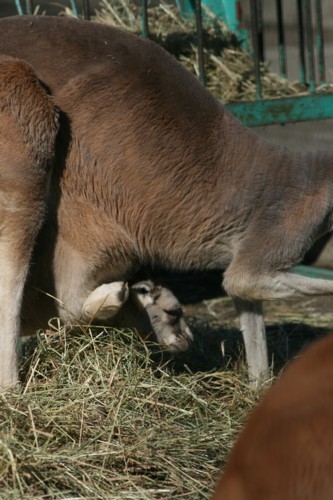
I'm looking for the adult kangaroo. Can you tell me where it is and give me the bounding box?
[1,15,333,388]
[213,333,333,500]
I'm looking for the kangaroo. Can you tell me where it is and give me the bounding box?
[1,15,333,388]
[213,333,333,500]
[0,54,191,388]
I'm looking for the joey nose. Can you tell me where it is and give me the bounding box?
[163,327,193,353]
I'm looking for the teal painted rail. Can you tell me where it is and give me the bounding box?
[176,0,240,29]
[175,0,248,48]
[226,93,333,127]
[292,265,333,281]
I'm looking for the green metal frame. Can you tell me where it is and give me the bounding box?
[176,0,236,25]
[225,93,333,127]
[175,0,247,44]
[293,265,333,281]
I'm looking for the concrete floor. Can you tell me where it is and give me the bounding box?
[255,119,333,152]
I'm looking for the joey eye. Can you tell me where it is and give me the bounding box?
[164,308,182,319]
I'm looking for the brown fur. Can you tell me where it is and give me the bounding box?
[1,16,333,386]
[213,333,333,500]
[0,53,59,387]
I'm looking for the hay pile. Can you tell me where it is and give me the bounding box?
[0,321,257,498]
[1,292,331,497]
[1,295,331,497]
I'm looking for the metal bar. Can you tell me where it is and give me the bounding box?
[82,0,90,21]
[257,0,265,62]
[195,0,206,86]
[292,265,333,281]
[250,0,262,99]
[276,0,287,77]
[69,0,79,18]
[297,0,307,85]
[26,0,33,14]
[15,0,24,15]
[141,0,149,38]
[315,0,326,83]
[226,94,333,127]
[304,0,316,92]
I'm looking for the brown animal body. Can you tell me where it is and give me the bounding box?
[1,16,333,387]
[213,333,333,500]
[0,49,192,387]
[0,54,59,387]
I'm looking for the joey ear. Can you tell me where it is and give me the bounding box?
[130,280,155,308]
[130,280,153,295]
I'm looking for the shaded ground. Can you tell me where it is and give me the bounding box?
[181,294,333,374]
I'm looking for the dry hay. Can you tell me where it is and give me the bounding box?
[0,321,258,498]
[1,294,332,497]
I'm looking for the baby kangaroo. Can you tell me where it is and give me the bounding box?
[82,279,193,353]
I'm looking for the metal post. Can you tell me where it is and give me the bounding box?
[82,0,90,21]
[297,0,307,85]
[257,0,265,62]
[26,0,33,14]
[276,0,287,77]
[315,0,325,83]
[142,0,149,38]
[15,0,23,15]
[195,0,206,86]
[304,0,316,92]
[250,0,262,99]
[70,0,79,18]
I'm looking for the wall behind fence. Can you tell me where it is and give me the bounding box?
[241,0,333,30]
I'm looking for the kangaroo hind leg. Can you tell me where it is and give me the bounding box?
[225,257,333,386]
